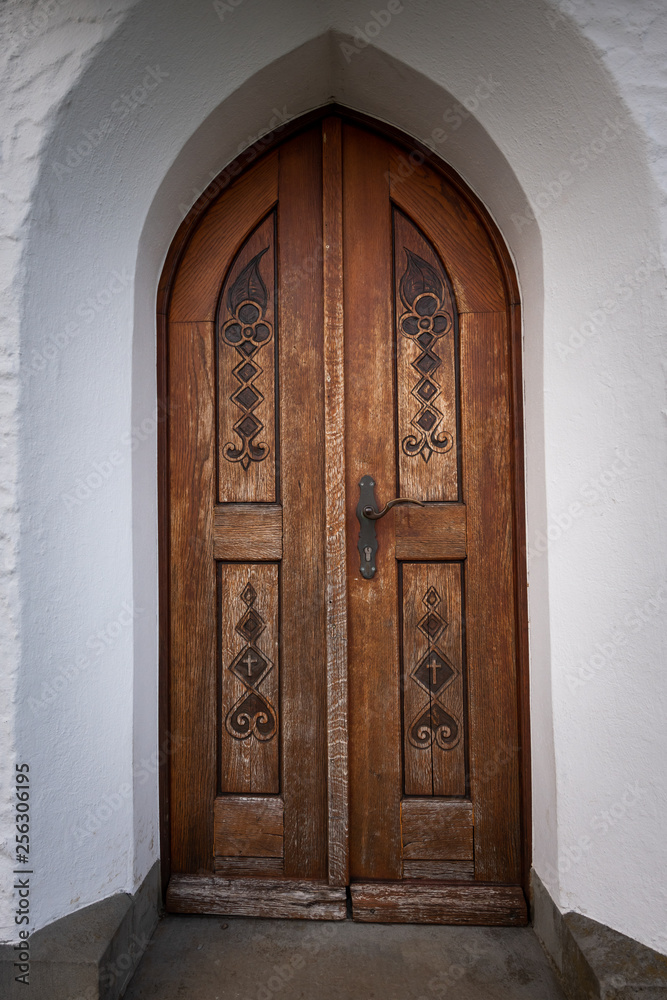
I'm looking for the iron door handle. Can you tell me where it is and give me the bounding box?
[362,497,425,519]
[356,475,425,579]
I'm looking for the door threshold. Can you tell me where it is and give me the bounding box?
[166,874,347,920]
[350,881,528,925]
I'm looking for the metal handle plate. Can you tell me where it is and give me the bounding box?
[356,475,425,579]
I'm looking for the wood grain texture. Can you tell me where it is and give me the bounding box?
[509,300,532,888]
[344,123,402,880]
[218,564,279,794]
[217,213,276,502]
[278,127,328,878]
[350,882,527,925]
[403,860,475,880]
[213,504,282,560]
[214,796,283,857]
[389,150,505,313]
[162,114,528,915]
[168,322,217,873]
[167,876,347,919]
[322,116,349,887]
[214,857,284,877]
[393,209,458,501]
[169,152,279,322]
[401,799,473,859]
[460,311,521,884]
[402,563,466,796]
[394,503,466,560]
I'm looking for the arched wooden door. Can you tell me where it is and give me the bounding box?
[160,113,529,924]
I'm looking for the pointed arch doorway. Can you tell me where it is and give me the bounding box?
[158,109,530,924]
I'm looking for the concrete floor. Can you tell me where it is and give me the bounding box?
[123,915,567,1000]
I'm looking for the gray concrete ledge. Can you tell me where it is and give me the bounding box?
[532,870,667,1000]
[0,861,160,1000]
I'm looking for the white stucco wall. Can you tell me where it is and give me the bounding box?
[0,0,665,954]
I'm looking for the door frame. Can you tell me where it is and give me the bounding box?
[156,104,531,903]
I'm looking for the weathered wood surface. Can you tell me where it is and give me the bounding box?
[278,127,328,879]
[322,116,349,887]
[168,321,216,873]
[213,504,283,560]
[214,796,283,857]
[344,124,402,881]
[401,564,466,796]
[216,212,277,502]
[393,208,459,502]
[169,152,279,322]
[350,882,527,925]
[218,564,280,794]
[403,860,475,881]
[214,857,284,877]
[394,504,466,560]
[167,876,347,920]
[401,799,473,859]
[165,116,527,922]
[460,311,521,884]
[389,149,505,313]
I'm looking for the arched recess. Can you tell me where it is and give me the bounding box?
[156,107,530,915]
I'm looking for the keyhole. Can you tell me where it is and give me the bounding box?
[364,546,372,563]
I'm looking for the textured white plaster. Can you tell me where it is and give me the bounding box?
[0,0,665,955]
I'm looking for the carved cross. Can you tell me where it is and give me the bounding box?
[241,650,259,677]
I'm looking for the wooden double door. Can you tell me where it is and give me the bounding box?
[163,115,527,924]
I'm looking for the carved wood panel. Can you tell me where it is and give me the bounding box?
[402,562,466,796]
[216,212,277,502]
[218,563,279,795]
[393,210,459,501]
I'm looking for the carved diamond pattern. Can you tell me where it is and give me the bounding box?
[235,607,265,643]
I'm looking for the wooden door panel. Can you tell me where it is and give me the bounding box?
[277,127,328,879]
[388,149,505,313]
[169,152,279,322]
[344,124,402,881]
[213,504,282,560]
[401,562,466,796]
[460,310,521,884]
[164,114,527,923]
[216,211,277,502]
[394,503,466,559]
[214,796,283,857]
[321,116,349,887]
[168,320,216,874]
[218,563,279,794]
[401,799,473,860]
[393,209,459,501]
